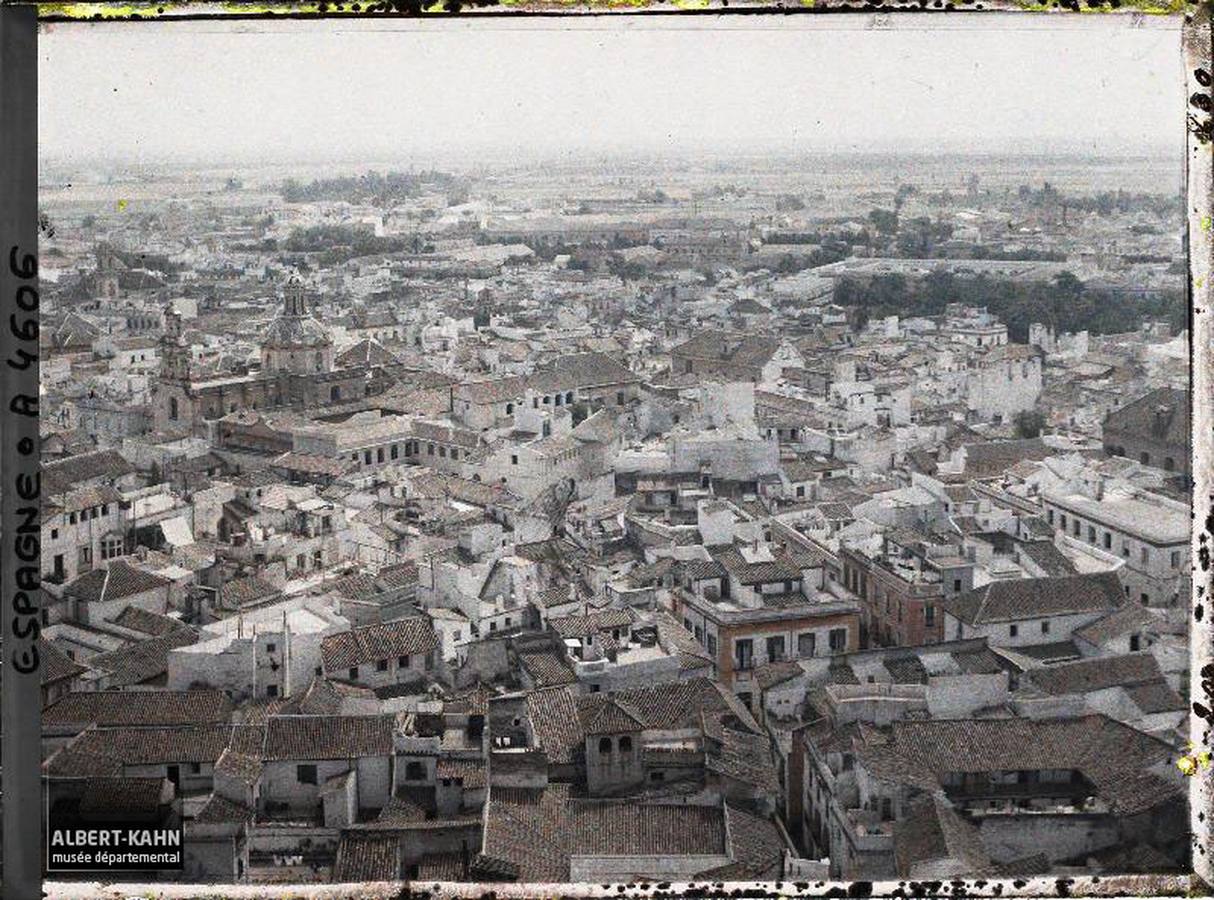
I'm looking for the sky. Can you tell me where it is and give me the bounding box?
[38,15,1184,166]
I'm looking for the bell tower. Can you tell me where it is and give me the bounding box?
[154,303,195,431]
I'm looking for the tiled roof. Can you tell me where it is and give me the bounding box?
[332,832,402,883]
[219,575,281,608]
[64,560,172,604]
[214,748,264,784]
[939,571,1124,625]
[193,794,255,825]
[336,338,399,368]
[548,608,633,639]
[321,618,438,671]
[1023,652,1176,701]
[66,724,260,765]
[43,746,124,778]
[518,649,577,688]
[524,687,586,766]
[482,783,727,882]
[706,727,780,794]
[43,449,136,496]
[701,804,787,881]
[78,777,167,817]
[43,689,232,728]
[436,756,487,789]
[582,697,645,735]
[1073,603,1158,648]
[85,627,201,687]
[109,605,187,637]
[263,714,395,760]
[529,351,639,390]
[894,792,992,878]
[1104,387,1188,448]
[40,638,87,685]
[868,715,1180,816]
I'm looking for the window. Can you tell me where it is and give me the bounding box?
[734,638,754,671]
[1140,452,1151,466]
[1164,456,1175,472]
[767,636,786,663]
[1130,634,1141,652]
[50,528,58,540]
[511,454,519,466]
[169,397,179,420]
[706,633,717,657]
[619,736,633,753]
[296,553,306,571]
[405,761,425,781]
[439,446,447,458]
[953,579,962,593]
[828,628,847,652]
[266,643,276,653]
[1047,509,1054,525]
[398,655,410,668]
[566,391,574,404]
[377,659,389,672]
[1171,550,1182,568]
[267,684,278,698]
[1087,525,1096,543]
[391,443,399,460]
[427,443,435,455]
[364,450,372,465]
[506,403,514,415]
[617,391,626,405]
[1009,624,1019,637]
[796,485,805,498]
[1072,519,1080,537]
[297,764,317,785]
[798,632,816,658]
[1059,514,1067,529]
[331,386,341,402]
[377,447,385,463]
[599,737,613,754]
[925,605,935,627]
[1140,547,1150,565]
[1103,532,1112,550]
[451,449,459,460]
[349,667,359,680]
[1041,621,1050,635]
[651,771,666,782]
[1141,593,1150,604]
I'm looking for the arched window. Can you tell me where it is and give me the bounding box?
[619,736,633,754]
[598,737,613,754]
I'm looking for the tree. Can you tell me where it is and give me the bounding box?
[868,208,899,236]
[1014,410,1046,439]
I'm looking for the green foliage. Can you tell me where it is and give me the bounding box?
[281,169,460,205]
[283,224,423,265]
[834,270,1186,343]
[1014,410,1047,439]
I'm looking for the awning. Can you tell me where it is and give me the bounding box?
[160,515,195,548]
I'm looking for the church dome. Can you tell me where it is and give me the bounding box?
[261,276,332,349]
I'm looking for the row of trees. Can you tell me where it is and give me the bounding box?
[280,169,460,205]
[837,270,1186,342]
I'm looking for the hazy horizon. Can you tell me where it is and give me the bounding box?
[39,16,1184,170]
